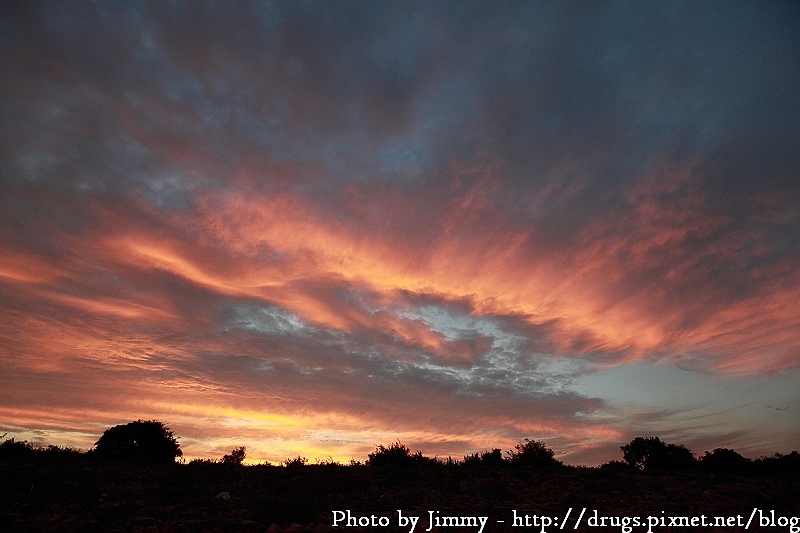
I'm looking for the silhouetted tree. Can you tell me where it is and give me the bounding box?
[221,446,246,465]
[93,420,182,465]
[621,437,695,471]
[507,439,562,468]
[700,448,751,474]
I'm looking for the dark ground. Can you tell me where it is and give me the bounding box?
[1,459,798,532]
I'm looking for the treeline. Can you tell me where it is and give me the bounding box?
[1,422,798,478]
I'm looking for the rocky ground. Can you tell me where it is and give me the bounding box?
[1,460,798,532]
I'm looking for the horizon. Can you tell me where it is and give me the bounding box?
[1,1,798,467]
[4,428,795,468]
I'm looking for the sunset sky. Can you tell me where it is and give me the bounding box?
[1,1,798,466]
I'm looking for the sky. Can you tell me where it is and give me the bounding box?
[1,1,798,466]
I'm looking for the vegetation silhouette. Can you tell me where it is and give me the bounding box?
[4,430,798,531]
[2,424,798,479]
[600,459,636,471]
[282,455,309,468]
[92,420,182,465]
[700,447,751,474]
[620,436,695,471]
[463,448,505,467]
[0,434,81,465]
[753,450,800,478]
[0,435,35,464]
[221,446,247,466]
[507,438,562,468]
[366,440,439,468]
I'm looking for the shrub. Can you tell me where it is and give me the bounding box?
[700,448,751,474]
[93,420,182,465]
[462,452,481,466]
[480,448,506,466]
[601,459,635,471]
[439,455,458,467]
[221,446,247,465]
[188,457,217,465]
[754,451,800,478]
[283,456,308,467]
[463,448,506,467]
[0,436,84,465]
[0,436,35,465]
[367,441,415,467]
[507,439,562,468]
[366,441,435,468]
[42,444,82,458]
[621,437,695,471]
[411,450,439,467]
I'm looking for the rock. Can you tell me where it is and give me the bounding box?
[215,491,231,501]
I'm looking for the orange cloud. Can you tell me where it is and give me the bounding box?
[80,166,797,374]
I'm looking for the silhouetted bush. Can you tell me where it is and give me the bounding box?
[601,459,636,471]
[412,450,440,468]
[41,444,82,458]
[283,455,308,467]
[463,448,506,467]
[221,446,247,465]
[754,451,800,478]
[462,452,481,466]
[0,436,84,465]
[439,455,458,467]
[507,439,562,468]
[0,437,35,465]
[366,441,435,468]
[700,448,752,474]
[314,456,341,466]
[93,420,182,465]
[188,457,217,465]
[367,441,414,467]
[621,437,696,471]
